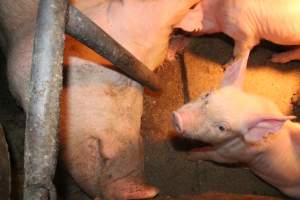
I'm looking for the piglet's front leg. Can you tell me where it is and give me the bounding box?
[222,42,250,71]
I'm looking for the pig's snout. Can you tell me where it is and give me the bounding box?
[172,111,189,133]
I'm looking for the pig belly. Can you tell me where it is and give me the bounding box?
[59,59,145,198]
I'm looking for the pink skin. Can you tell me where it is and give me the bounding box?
[172,56,300,198]
[176,0,300,65]
[83,0,202,70]
[0,0,200,199]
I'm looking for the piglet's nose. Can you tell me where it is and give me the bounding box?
[172,111,185,133]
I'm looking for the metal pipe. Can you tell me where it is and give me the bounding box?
[178,54,190,103]
[23,0,68,199]
[66,5,161,91]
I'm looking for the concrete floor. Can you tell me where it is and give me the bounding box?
[1,34,299,199]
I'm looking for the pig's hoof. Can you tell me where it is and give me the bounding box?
[192,26,202,33]
[107,183,159,200]
[123,184,159,199]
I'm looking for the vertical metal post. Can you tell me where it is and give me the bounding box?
[178,54,190,103]
[23,0,67,200]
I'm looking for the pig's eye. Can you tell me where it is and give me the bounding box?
[203,92,211,98]
[216,122,230,132]
[218,125,225,131]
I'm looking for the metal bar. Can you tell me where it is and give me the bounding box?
[178,53,190,103]
[23,0,68,199]
[65,5,161,91]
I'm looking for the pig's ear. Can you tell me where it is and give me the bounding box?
[221,51,250,88]
[174,3,203,32]
[243,115,296,143]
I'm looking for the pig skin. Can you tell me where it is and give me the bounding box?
[0,0,201,199]
[176,0,300,64]
[173,55,300,199]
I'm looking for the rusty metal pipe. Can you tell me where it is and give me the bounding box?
[23,0,68,199]
[66,5,161,91]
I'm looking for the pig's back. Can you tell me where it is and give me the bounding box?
[222,0,300,45]
[248,0,300,45]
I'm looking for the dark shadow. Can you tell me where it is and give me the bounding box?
[55,162,91,200]
[187,33,300,73]
[0,50,26,200]
[0,51,23,117]
[291,93,300,122]
[248,40,300,73]
[169,133,208,152]
[188,33,233,65]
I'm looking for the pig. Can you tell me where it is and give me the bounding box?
[172,54,300,199]
[0,0,201,199]
[175,0,300,65]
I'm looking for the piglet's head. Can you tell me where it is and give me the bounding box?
[172,54,295,144]
[172,90,235,144]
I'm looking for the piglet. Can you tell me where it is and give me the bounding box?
[172,55,300,199]
[175,0,300,64]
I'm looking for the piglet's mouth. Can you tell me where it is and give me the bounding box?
[170,134,212,152]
